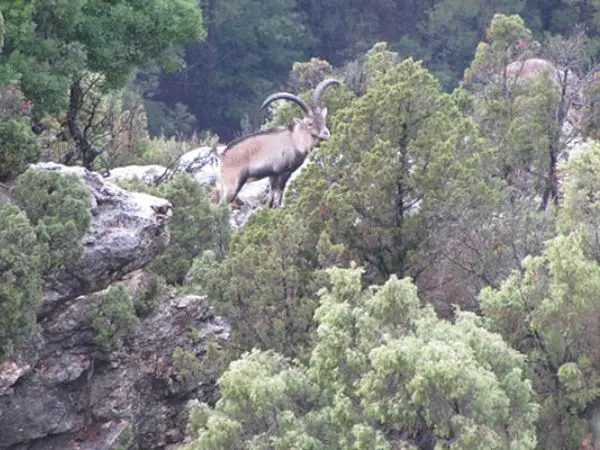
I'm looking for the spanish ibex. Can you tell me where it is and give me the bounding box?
[218,78,340,208]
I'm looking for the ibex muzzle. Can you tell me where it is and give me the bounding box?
[218,78,340,208]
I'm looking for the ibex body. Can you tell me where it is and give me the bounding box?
[219,79,340,208]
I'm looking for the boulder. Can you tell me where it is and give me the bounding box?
[104,164,168,186]
[176,145,223,186]
[25,163,173,316]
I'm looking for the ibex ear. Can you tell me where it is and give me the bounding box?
[321,107,328,118]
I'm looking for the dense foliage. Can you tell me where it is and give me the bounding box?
[185,266,539,449]
[14,170,93,273]
[0,0,205,170]
[4,0,600,448]
[480,145,600,447]
[0,204,42,360]
[149,173,230,285]
[179,15,600,447]
[151,0,600,139]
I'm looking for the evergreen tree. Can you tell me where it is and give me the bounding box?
[0,204,43,360]
[0,0,205,168]
[289,43,482,284]
[480,143,600,447]
[185,265,539,449]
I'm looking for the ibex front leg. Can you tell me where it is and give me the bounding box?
[268,172,293,208]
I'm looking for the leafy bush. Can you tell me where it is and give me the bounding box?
[185,209,320,359]
[0,118,41,182]
[288,57,333,92]
[14,169,93,273]
[150,173,230,284]
[133,272,166,317]
[90,284,140,355]
[184,266,539,449]
[0,204,43,360]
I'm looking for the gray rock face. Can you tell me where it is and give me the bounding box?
[0,278,229,450]
[104,164,168,186]
[176,145,223,186]
[26,163,173,316]
[0,164,229,449]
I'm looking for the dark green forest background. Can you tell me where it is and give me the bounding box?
[150,0,600,140]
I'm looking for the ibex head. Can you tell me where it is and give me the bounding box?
[260,78,340,142]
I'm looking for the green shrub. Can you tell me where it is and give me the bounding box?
[0,118,41,182]
[90,284,140,355]
[149,174,230,285]
[0,204,43,360]
[184,210,318,359]
[133,272,166,317]
[184,266,539,449]
[172,347,204,389]
[114,424,137,450]
[15,170,93,273]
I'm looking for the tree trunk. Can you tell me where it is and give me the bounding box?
[540,68,569,210]
[66,80,100,170]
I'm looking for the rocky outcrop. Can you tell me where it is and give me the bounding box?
[176,145,223,186]
[102,147,223,189]
[26,163,173,316]
[0,274,229,449]
[0,164,229,449]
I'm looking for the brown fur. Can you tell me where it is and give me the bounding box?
[219,79,339,208]
[221,126,292,156]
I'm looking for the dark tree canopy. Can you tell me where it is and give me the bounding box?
[0,0,205,167]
